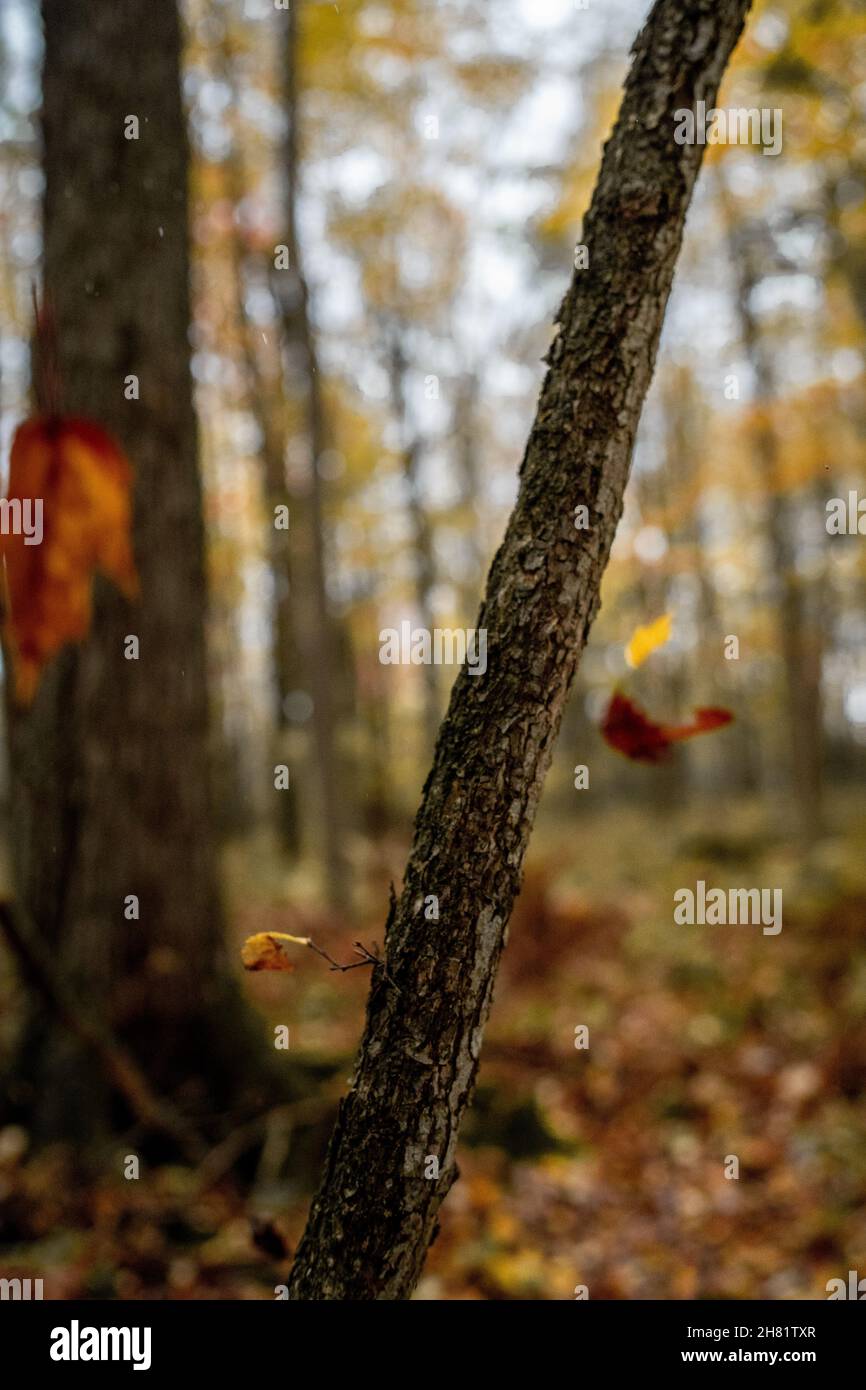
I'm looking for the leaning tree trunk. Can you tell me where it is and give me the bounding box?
[287,0,753,1299]
[5,0,262,1144]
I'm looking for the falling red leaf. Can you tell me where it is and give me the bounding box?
[601,692,733,763]
[0,415,138,704]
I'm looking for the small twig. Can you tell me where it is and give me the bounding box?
[243,931,401,991]
[351,940,400,993]
[194,1094,339,1193]
[305,938,366,972]
[304,936,399,991]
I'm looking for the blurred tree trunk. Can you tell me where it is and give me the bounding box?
[361,644,394,839]
[5,0,266,1144]
[454,373,485,619]
[661,369,759,795]
[388,336,440,755]
[220,39,303,855]
[720,184,824,840]
[287,0,753,1300]
[273,0,350,910]
[634,464,686,812]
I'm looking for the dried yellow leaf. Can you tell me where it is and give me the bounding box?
[624,612,672,670]
[241,932,311,972]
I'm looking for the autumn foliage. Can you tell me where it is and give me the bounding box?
[0,416,138,704]
[599,613,733,762]
[240,931,308,972]
[601,691,733,763]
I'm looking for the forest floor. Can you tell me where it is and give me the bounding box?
[1,791,865,1299]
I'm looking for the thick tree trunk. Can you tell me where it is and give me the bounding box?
[5,0,260,1143]
[287,0,753,1299]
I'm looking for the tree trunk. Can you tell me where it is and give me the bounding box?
[5,0,261,1144]
[273,0,350,911]
[219,33,303,855]
[720,180,824,839]
[287,0,753,1299]
[388,337,440,756]
[454,372,485,619]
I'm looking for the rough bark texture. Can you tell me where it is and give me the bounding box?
[5,0,256,1141]
[287,0,753,1299]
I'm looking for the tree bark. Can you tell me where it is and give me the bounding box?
[287,0,753,1299]
[5,0,262,1143]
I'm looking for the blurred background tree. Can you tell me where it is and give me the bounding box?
[0,0,864,1300]
[3,0,275,1148]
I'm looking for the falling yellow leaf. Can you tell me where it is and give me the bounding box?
[241,932,311,972]
[624,612,672,669]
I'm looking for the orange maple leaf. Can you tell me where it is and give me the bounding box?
[601,692,733,763]
[0,416,138,704]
